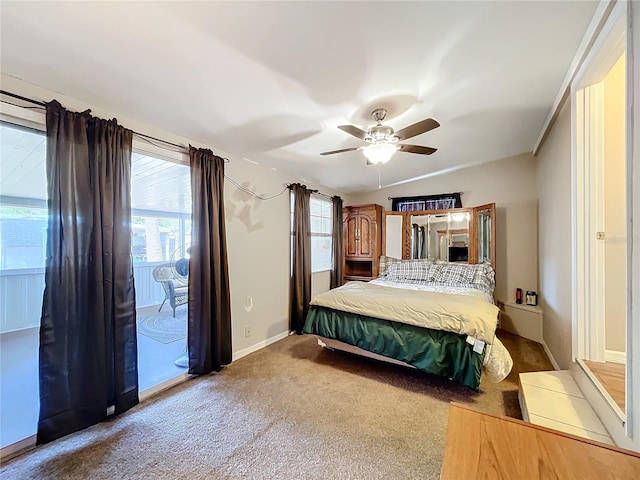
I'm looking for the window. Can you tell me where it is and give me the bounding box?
[290,193,333,273]
[310,195,332,272]
[0,203,48,270]
[131,214,183,263]
[0,122,48,271]
[129,149,192,265]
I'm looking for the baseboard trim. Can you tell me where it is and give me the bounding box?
[541,340,561,370]
[232,330,290,362]
[0,435,36,464]
[604,350,626,364]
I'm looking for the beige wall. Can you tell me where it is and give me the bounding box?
[536,101,573,369]
[0,74,341,356]
[603,53,626,353]
[348,153,538,304]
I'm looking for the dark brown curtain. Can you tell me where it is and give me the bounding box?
[188,147,232,374]
[330,195,344,288]
[290,183,311,333]
[38,100,138,445]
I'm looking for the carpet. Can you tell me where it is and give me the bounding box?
[0,330,553,479]
[137,308,187,344]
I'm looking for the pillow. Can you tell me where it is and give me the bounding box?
[157,267,174,280]
[385,261,426,280]
[471,263,495,295]
[432,263,476,284]
[379,255,403,277]
[472,263,495,285]
[385,260,439,281]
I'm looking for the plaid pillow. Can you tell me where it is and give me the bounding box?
[471,263,495,296]
[423,262,441,281]
[432,263,476,284]
[385,260,440,281]
[385,261,428,281]
[379,256,403,277]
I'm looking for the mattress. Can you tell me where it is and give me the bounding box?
[303,305,486,389]
[303,279,513,389]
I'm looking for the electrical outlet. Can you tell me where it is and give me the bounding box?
[244,326,252,338]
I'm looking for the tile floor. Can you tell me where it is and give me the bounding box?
[0,304,187,450]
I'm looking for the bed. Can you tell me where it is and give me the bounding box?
[302,258,513,390]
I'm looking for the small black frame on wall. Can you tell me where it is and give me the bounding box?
[526,291,538,306]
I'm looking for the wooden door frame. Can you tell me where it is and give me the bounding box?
[573,80,606,364]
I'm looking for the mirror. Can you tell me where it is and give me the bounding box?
[477,207,492,264]
[382,203,495,268]
[409,211,470,262]
[383,212,404,259]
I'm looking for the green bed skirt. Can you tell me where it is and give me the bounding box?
[303,305,485,390]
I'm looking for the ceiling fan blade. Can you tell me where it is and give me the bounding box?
[338,125,368,140]
[394,118,440,141]
[397,144,437,155]
[320,146,362,156]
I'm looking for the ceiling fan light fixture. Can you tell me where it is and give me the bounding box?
[363,143,397,164]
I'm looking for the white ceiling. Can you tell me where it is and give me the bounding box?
[0,1,598,193]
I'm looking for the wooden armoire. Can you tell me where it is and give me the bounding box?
[342,204,383,282]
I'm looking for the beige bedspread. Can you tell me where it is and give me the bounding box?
[310,281,500,344]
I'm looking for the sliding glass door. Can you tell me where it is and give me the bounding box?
[130,152,192,393]
[0,122,192,452]
[0,122,46,450]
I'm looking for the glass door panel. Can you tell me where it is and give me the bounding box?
[131,153,192,392]
[0,123,46,449]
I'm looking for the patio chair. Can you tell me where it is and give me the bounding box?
[152,263,188,317]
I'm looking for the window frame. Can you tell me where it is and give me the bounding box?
[290,192,334,274]
[309,194,333,273]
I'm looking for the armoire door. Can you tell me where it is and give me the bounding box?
[344,213,359,257]
[357,213,374,258]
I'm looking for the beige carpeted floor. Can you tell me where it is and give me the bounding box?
[1,330,552,480]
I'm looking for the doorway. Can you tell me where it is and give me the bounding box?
[573,9,627,423]
[130,150,192,393]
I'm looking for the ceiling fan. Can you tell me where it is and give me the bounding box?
[320,108,439,165]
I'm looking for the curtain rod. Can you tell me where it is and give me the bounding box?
[0,89,229,163]
[312,190,336,200]
[0,90,46,107]
[286,183,337,200]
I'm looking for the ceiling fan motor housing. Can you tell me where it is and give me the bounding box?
[371,108,387,122]
[366,124,396,143]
